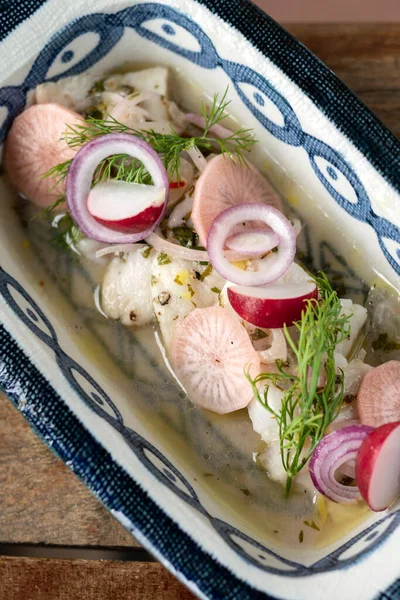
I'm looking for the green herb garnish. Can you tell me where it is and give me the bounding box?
[51,213,82,251]
[246,273,351,496]
[157,252,171,266]
[174,274,183,285]
[211,286,221,294]
[141,246,151,258]
[172,226,199,249]
[61,87,256,178]
[200,264,213,281]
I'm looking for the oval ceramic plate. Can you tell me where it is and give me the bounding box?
[0,2,400,599]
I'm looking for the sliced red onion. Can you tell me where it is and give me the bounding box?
[309,425,374,504]
[207,203,296,286]
[146,231,209,262]
[168,196,194,229]
[256,329,287,364]
[186,145,208,171]
[96,243,147,258]
[66,133,169,244]
[184,113,234,139]
[146,230,253,263]
[225,229,280,256]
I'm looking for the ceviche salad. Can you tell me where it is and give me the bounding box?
[5,66,400,543]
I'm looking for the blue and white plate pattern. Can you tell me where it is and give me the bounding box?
[0,1,400,599]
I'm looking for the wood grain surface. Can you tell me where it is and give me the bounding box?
[1,23,399,600]
[0,557,194,600]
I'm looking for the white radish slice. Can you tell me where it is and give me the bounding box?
[227,262,317,328]
[87,179,166,233]
[170,306,260,414]
[4,103,83,207]
[192,154,283,246]
[225,229,279,256]
[357,361,400,427]
[356,422,400,511]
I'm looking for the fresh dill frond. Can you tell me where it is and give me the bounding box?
[62,87,256,178]
[246,272,351,496]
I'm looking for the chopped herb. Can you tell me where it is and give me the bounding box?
[372,332,400,352]
[250,328,268,341]
[194,271,201,280]
[203,473,214,478]
[151,275,158,286]
[141,246,152,258]
[174,274,183,286]
[191,300,197,308]
[89,79,105,94]
[200,264,213,281]
[172,226,199,248]
[246,273,351,495]
[211,286,221,294]
[157,252,171,266]
[239,487,251,496]
[304,520,320,531]
[298,530,304,543]
[84,106,103,120]
[187,284,195,298]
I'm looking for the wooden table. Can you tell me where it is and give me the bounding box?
[2,23,400,600]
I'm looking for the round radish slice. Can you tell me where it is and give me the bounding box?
[225,229,280,256]
[355,422,400,511]
[4,103,83,207]
[170,306,260,414]
[87,179,166,233]
[192,154,283,246]
[357,361,400,427]
[227,262,317,328]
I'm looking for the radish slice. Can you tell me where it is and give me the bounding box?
[66,133,168,244]
[226,263,317,328]
[207,203,296,287]
[170,306,260,414]
[357,361,400,427]
[225,229,280,256]
[309,425,374,504]
[192,154,283,246]
[355,422,400,511]
[4,103,83,207]
[87,179,166,233]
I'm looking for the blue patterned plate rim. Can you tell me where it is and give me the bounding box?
[0,1,399,599]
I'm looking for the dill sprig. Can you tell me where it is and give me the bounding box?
[61,87,256,177]
[246,273,351,496]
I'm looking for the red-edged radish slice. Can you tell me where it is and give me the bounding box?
[66,133,168,244]
[355,422,400,511]
[192,154,283,246]
[87,179,166,233]
[227,263,317,328]
[225,229,280,256]
[4,103,83,207]
[357,361,400,427]
[309,425,374,504]
[170,306,260,414]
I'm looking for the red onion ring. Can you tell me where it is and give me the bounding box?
[225,229,280,256]
[309,425,374,504]
[66,133,169,243]
[206,203,296,286]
